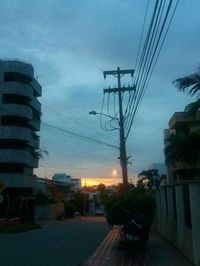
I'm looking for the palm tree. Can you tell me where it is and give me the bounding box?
[173,68,200,113]
[32,147,49,160]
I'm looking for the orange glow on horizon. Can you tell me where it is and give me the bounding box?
[81,178,121,187]
[81,176,139,187]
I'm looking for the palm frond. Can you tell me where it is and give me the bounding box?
[184,99,200,113]
[173,72,200,97]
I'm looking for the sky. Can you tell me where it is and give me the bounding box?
[0,0,200,186]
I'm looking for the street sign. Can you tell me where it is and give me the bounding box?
[0,181,5,193]
[0,195,4,203]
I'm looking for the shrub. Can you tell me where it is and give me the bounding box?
[35,191,56,205]
[65,203,77,218]
[105,187,156,225]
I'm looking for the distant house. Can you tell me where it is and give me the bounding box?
[52,173,81,192]
[148,163,167,188]
[148,163,166,176]
[156,111,200,265]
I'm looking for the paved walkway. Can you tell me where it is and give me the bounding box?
[84,226,193,266]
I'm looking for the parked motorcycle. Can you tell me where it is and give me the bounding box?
[121,209,150,242]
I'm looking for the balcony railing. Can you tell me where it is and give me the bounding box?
[2,82,33,99]
[0,126,32,142]
[0,103,32,120]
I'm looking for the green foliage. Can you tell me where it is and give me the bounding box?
[65,203,77,218]
[164,132,200,167]
[0,223,41,234]
[35,191,56,205]
[71,192,88,215]
[173,68,200,113]
[105,188,156,225]
[137,169,159,189]
[97,183,106,192]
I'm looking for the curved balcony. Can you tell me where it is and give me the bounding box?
[29,135,40,149]
[0,103,32,120]
[2,82,33,99]
[28,119,41,131]
[0,150,38,167]
[30,98,41,113]
[0,173,35,188]
[0,126,32,142]
[31,78,42,97]
[0,60,34,76]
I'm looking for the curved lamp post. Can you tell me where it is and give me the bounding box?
[89,109,128,191]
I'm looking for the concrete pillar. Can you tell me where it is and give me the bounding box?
[160,188,167,236]
[190,183,200,266]
[156,191,161,233]
[167,187,174,241]
[175,185,184,249]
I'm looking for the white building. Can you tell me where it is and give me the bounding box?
[148,163,166,176]
[0,60,42,190]
[52,173,81,192]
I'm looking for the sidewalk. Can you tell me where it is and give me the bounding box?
[84,226,193,266]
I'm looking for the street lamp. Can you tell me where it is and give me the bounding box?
[89,68,134,192]
[89,110,118,122]
[89,109,128,191]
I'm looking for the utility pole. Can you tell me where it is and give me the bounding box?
[103,67,135,192]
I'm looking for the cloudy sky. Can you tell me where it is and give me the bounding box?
[1,0,200,185]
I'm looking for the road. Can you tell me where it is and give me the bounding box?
[0,216,111,266]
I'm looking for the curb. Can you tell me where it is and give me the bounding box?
[84,225,121,266]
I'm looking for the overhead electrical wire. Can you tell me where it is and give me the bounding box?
[39,164,118,170]
[124,0,179,139]
[41,122,119,149]
[42,104,113,141]
[0,107,118,150]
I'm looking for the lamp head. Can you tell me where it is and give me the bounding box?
[89,110,97,115]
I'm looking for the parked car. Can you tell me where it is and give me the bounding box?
[95,207,104,216]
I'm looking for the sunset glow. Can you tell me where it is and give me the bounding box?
[81,178,121,187]
[112,169,117,176]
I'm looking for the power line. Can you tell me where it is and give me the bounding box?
[38,164,118,170]
[42,104,113,141]
[125,0,179,139]
[0,106,119,149]
[41,122,119,149]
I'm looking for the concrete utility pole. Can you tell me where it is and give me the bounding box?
[103,67,135,192]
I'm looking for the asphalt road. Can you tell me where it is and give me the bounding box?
[0,216,111,266]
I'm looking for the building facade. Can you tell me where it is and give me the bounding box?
[52,173,81,192]
[0,60,42,190]
[164,111,200,185]
[156,111,200,265]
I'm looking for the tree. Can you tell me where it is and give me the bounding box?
[164,132,200,168]
[97,183,106,193]
[173,67,200,113]
[137,169,159,189]
[105,187,156,225]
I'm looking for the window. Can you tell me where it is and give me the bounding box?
[164,187,168,216]
[172,187,177,221]
[1,116,29,127]
[0,139,27,149]
[4,72,32,84]
[2,94,30,105]
[0,163,24,173]
[183,184,192,229]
